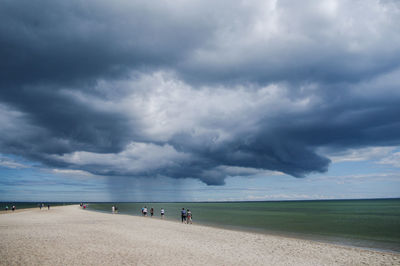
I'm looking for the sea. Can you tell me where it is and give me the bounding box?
[2,199,399,253]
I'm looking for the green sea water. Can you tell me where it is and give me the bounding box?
[87,199,400,252]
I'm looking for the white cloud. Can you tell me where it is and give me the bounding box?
[67,71,317,143]
[51,142,191,176]
[310,172,400,183]
[0,157,29,169]
[324,146,397,163]
[51,169,95,177]
[379,151,400,168]
[246,194,336,201]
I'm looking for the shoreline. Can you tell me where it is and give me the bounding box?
[85,207,400,254]
[0,208,38,214]
[0,203,75,214]
[1,205,399,265]
[194,222,400,255]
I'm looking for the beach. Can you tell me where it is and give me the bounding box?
[0,205,399,266]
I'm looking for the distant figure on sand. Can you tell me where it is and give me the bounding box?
[47,204,50,210]
[112,205,115,214]
[161,208,165,219]
[12,206,15,211]
[39,204,42,210]
[187,209,192,224]
[181,208,187,223]
[150,208,154,217]
[5,205,8,211]
[143,206,148,216]
[115,205,118,213]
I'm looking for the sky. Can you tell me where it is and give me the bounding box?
[1,0,400,202]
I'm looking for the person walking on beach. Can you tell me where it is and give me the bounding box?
[187,209,192,224]
[112,205,115,214]
[143,206,148,216]
[181,208,187,223]
[115,205,118,214]
[161,208,165,219]
[47,204,50,210]
[150,208,154,217]
[12,205,15,211]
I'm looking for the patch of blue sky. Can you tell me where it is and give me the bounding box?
[0,163,110,201]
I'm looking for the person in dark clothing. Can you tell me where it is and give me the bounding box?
[181,208,187,223]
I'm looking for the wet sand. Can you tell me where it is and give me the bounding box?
[0,205,398,265]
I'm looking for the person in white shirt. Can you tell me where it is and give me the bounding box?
[161,208,165,219]
[143,206,148,216]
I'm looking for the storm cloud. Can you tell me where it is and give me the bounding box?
[1,0,400,185]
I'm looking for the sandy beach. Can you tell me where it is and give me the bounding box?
[0,205,398,266]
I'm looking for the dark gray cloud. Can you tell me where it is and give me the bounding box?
[1,0,400,185]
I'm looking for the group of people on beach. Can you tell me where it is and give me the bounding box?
[140,206,192,223]
[4,204,50,211]
[181,208,192,224]
[79,203,192,224]
[141,206,165,219]
[4,205,15,211]
[38,203,50,210]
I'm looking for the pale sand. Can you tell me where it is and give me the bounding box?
[0,205,399,266]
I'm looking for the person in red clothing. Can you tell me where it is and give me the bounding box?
[187,209,192,224]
